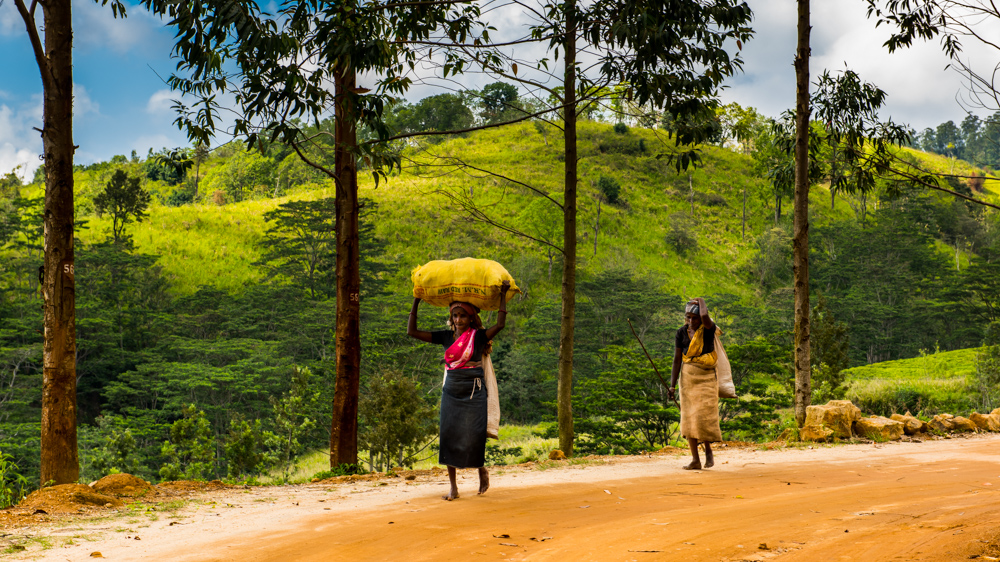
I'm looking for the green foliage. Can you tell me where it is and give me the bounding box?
[597,133,648,156]
[0,449,28,508]
[265,366,321,480]
[479,82,521,125]
[720,335,792,439]
[146,147,194,186]
[388,93,474,135]
[746,227,791,294]
[203,148,275,203]
[810,295,850,401]
[159,405,216,481]
[257,198,337,299]
[485,444,523,466]
[613,122,628,135]
[93,169,152,244]
[843,347,976,415]
[224,418,274,479]
[0,169,22,199]
[665,212,698,255]
[86,416,142,479]
[973,345,1000,412]
[597,176,621,205]
[358,369,437,472]
[573,346,679,455]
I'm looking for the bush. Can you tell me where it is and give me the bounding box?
[597,135,647,155]
[225,418,274,479]
[665,213,697,255]
[166,188,195,207]
[693,191,727,207]
[613,122,628,134]
[597,176,622,205]
[159,404,216,482]
[359,369,437,472]
[88,416,142,479]
[0,450,29,508]
[573,346,679,455]
[973,345,1000,412]
[485,444,524,466]
[845,377,968,417]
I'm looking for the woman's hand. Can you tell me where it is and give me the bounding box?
[500,280,510,294]
[667,387,677,402]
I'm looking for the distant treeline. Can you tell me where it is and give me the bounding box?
[913,112,1000,171]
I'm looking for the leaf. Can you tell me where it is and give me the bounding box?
[512,63,518,75]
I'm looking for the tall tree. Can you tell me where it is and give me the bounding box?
[431,0,751,454]
[792,0,811,427]
[93,170,152,245]
[141,0,486,467]
[10,0,123,486]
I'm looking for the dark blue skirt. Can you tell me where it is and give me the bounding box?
[439,367,487,468]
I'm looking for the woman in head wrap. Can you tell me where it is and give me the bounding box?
[407,280,510,500]
[667,297,722,470]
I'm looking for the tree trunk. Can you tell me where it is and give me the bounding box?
[330,66,361,467]
[33,0,79,486]
[557,1,578,457]
[689,173,694,215]
[792,0,812,428]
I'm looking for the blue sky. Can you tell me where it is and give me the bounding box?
[0,0,982,181]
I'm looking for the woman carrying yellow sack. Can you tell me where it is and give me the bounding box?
[407,280,509,501]
[668,297,723,470]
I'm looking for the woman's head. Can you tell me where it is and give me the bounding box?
[449,302,483,332]
[684,300,702,329]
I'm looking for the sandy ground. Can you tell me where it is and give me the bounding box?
[5,434,1000,561]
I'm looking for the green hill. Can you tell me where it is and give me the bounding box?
[5,117,1000,486]
[842,347,980,416]
[61,121,803,298]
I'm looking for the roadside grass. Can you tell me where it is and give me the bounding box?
[842,347,979,416]
[264,423,560,483]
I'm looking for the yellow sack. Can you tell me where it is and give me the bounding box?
[412,258,520,310]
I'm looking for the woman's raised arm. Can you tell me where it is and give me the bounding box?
[407,298,434,343]
[696,297,714,330]
[485,281,510,340]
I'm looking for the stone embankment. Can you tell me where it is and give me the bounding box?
[788,399,1000,442]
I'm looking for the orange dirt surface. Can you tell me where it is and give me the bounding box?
[5,435,1000,561]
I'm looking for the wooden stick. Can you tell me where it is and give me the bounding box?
[627,318,679,408]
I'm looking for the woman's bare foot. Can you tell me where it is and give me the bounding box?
[704,445,715,468]
[443,466,459,500]
[682,461,702,470]
[478,467,490,495]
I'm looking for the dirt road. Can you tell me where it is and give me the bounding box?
[13,435,1000,561]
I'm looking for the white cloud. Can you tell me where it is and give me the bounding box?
[74,84,99,117]
[0,102,42,179]
[720,0,974,129]
[0,2,27,37]
[73,1,170,54]
[146,89,175,114]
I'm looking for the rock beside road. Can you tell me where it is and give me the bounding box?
[970,412,1000,432]
[804,401,860,439]
[929,414,956,433]
[800,424,834,442]
[855,416,905,441]
[951,416,979,432]
[890,413,926,435]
